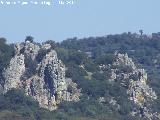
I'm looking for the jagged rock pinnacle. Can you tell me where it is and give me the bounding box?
[3,40,81,110]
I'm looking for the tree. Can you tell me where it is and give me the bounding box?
[25,36,34,43]
[43,40,56,49]
[139,30,143,36]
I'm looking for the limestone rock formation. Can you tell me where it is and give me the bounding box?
[113,53,136,70]
[103,53,158,119]
[113,53,157,104]
[3,54,25,93]
[3,40,81,110]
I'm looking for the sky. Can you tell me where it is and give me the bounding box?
[0,0,160,43]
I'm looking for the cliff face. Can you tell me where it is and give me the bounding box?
[3,41,81,110]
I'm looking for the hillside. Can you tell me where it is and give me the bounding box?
[1,33,160,120]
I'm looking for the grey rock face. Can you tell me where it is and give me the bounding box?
[114,53,157,103]
[3,40,81,110]
[3,54,25,93]
[104,53,158,119]
[24,41,40,60]
[38,50,67,94]
[113,53,136,70]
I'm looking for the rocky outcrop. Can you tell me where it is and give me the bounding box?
[24,41,40,60]
[103,53,158,120]
[113,53,136,70]
[3,40,81,110]
[3,55,25,93]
